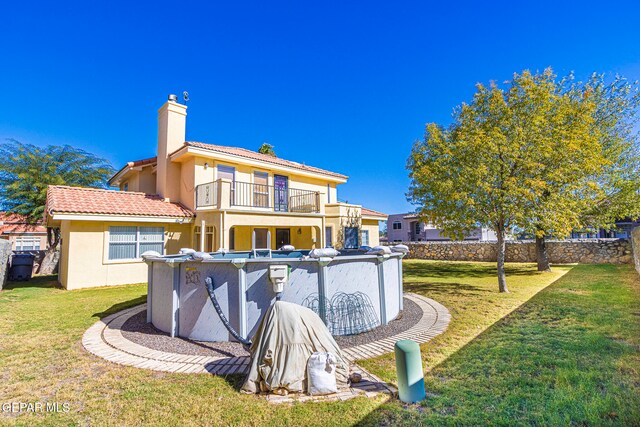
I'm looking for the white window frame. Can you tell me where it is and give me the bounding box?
[361,229,369,246]
[15,236,41,251]
[253,171,270,208]
[392,221,402,230]
[108,226,164,261]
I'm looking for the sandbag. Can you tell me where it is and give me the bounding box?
[307,352,338,395]
[366,245,392,255]
[141,250,161,259]
[391,244,409,254]
[308,248,339,258]
[192,251,214,260]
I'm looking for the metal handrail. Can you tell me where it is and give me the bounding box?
[195,180,321,212]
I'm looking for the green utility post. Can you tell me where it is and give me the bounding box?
[395,339,426,403]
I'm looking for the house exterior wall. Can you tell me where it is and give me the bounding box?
[387,213,495,242]
[1,233,48,251]
[361,219,381,247]
[119,166,156,194]
[59,220,191,290]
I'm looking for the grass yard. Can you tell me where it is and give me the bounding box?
[0,262,638,426]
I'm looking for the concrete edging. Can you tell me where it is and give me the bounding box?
[82,293,451,401]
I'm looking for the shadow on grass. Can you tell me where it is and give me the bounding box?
[403,261,559,280]
[353,264,637,426]
[92,295,147,320]
[4,274,61,290]
[216,373,246,391]
[404,281,488,297]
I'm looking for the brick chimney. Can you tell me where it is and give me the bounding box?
[156,94,187,202]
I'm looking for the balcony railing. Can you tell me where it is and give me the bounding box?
[195,182,218,208]
[195,180,320,213]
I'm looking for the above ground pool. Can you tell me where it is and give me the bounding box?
[143,249,405,342]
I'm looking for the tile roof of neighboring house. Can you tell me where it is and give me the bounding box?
[46,186,194,218]
[181,141,349,180]
[361,207,387,218]
[0,212,47,235]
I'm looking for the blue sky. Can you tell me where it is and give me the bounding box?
[1,1,639,216]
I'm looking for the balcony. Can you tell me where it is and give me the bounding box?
[196,180,321,213]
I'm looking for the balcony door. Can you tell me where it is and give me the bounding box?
[274,175,289,212]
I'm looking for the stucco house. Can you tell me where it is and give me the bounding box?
[0,212,48,251]
[387,213,496,242]
[45,95,386,290]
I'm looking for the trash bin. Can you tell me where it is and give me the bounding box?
[10,253,35,281]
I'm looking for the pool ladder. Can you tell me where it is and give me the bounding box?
[251,248,272,258]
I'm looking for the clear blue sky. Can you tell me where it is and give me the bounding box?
[2,1,639,215]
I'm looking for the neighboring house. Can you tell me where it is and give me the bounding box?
[571,218,640,239]
[45,95,387,290]
[0,212,48,251]
[387,213,497,242]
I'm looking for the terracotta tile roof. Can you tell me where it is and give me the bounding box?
[108,156,158,185]
[46,186,194,218]
[129,156,157,167]
[181,141,348,180]
[0,212,47,234]
[361,207,387,218]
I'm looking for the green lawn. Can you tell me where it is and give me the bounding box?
[0,262,638,426]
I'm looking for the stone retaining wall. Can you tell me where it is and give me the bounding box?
[387,239,633,264]
[631,228,640,275]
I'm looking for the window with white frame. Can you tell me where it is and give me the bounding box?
[253,171,269,207]
[361,230,369,246]
[392,221,402,230]
[414,222,421,235]
[108,226,164,260]
[15,236,41,251]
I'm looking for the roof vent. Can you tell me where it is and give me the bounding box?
[168,94,178,102]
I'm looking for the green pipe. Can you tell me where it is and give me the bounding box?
[395,339,426,403]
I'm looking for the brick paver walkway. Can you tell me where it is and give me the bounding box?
[82,293,450,403]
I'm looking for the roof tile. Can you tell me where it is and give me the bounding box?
[46,186,194,218]
[361,207,387,218]
[182,141,348,180]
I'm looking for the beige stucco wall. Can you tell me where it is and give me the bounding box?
[119,166,156,194]
[362,219,381,247]
[2,234,48,251]
[59,220,191,290]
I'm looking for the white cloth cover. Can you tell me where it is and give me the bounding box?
[241,301,348,394]
[179,248,196,255]
[307,352,338,395]
[308,248,340,258]
[366,245,392,255]
[391,244,409,254]
[280,245,296,251]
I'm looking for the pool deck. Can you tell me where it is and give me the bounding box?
[82,292,450,403]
